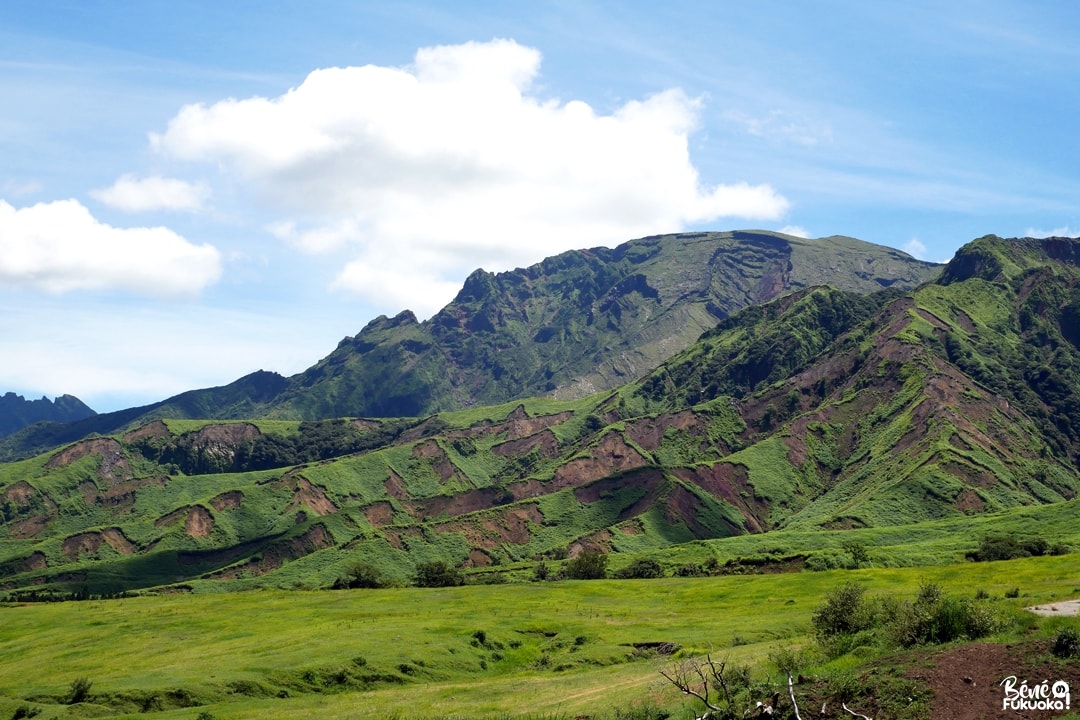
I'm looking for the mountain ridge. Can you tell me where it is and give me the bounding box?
[2,235,1078,594]
[0,230,939,462]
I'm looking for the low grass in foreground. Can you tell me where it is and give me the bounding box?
[1,554,1079,719]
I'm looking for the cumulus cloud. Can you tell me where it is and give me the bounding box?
[0,199,221,296]
[903,237,927,259]
[91,174,209,212]
[151,38,789,316]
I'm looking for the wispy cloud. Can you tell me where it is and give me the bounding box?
[1025,225,1079,239]
[150,39,789,317]
[778,225,810,238]
[903,237,927,259]
[91,174,209,212]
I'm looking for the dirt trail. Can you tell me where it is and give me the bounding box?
[1026,599,1080,616]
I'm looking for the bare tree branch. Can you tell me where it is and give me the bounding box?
[787,673,802,720]
[841,703,873,720]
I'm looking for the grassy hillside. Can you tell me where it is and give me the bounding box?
[1,555,1078,719]
[4,236,1080,595]
[0,230,939,463]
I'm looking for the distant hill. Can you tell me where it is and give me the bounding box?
[0,230,939,462]
[3,235,1078,596]
[0,393,95,438]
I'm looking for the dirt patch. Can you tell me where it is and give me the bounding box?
[1,480,37,507]
[275,474,338,516]
[46,437,132,481]
[402,486,511,521]
[184,422,262,468]
[185,506,215,537]
[623,411,699,452]
[101,527,135,554]
[123,419,170,443]
[207,524,334,579]
[465,549,492,567]
[492,429,560,459]
[673,462,766,532]
[1027,599,1080,616]
[504,407,573,441]
[953,487,987,512]
[62,532,104,561]
[362,501,396,527]
[23,552,47,571]
[384,469,408,499]
[101,476,168,510]
[210,490,243,511]
[412,440,465,484]
[904,640,1080,720]
[551,432,648,489]
[431,503,545,551]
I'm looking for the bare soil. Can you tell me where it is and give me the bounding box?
[906,640,1080,720]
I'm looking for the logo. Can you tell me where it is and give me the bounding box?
[1000,676,1071,712]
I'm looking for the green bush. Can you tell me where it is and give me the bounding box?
[812,582,872,637]
[563,551,608,580]
[67,677,93,704]
[414,561,464,588]
[335,562,386,589]
[1052,627,1080,658]
[966,534,1055,562]
[614,558,664,579]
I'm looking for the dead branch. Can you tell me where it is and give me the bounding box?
[787,673,802,720]
[841,703,873,720]
[658,655,723,715]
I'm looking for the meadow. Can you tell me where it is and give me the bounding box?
[2,553,1079,720]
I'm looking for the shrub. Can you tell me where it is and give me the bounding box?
[67,677,93,704]
[414,561,464,588]
[812,582,871,637]
[1052,627,1080,658]
[11,705,40,720]
[336,562,385,589]
[673,563,705,577]
[563,550,608,580]
[967,534,1054,562]
[614,558,664,579]
[532,560,550,581]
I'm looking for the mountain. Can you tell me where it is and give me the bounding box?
[1,234,1077,596]
[0,230,939,462]
[268,230,940,418]
[0,393,95,439]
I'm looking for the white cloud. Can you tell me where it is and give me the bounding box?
[1025,225,1079,239]
[0,198,221,297]
[91,174,209,212]
[779,225,811,238]
[151,38,789,317]
[903,237,927,259]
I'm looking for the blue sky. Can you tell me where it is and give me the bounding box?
[2,1,1079,413]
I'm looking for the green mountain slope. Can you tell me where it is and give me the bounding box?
[6,235,1078,596]
[0,230,937,462]
[269,230,939,418]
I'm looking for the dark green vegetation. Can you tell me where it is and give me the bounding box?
[0,393,94,439]
[0,230,938,462]
[5,234,1080,596]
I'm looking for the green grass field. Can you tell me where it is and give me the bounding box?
[2,553,1078,720]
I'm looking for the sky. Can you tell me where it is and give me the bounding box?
[3,1,1080,413]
